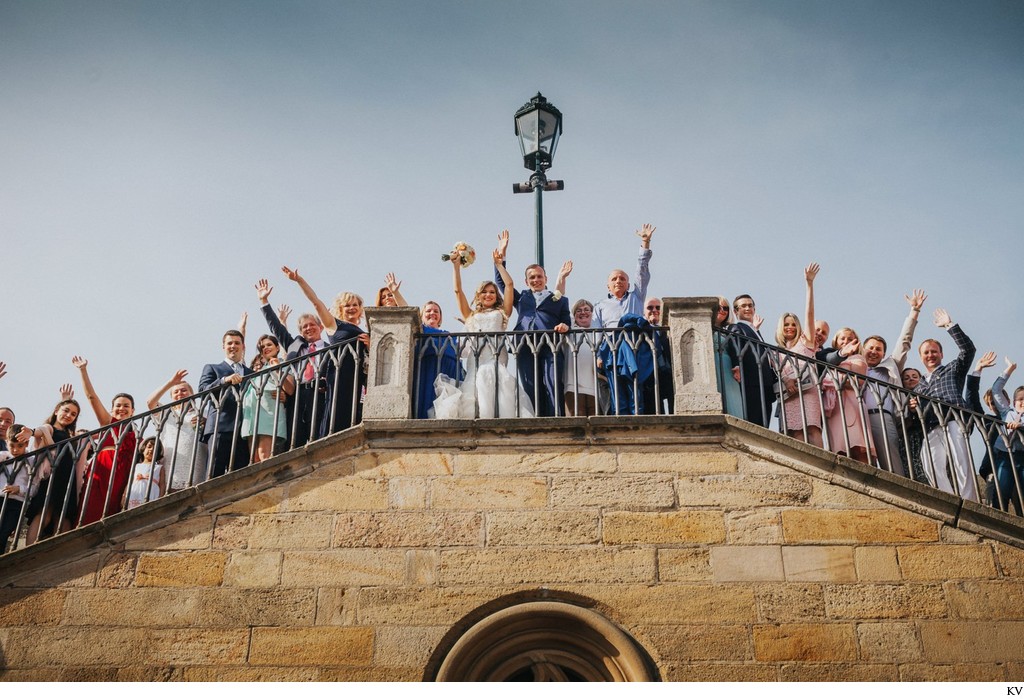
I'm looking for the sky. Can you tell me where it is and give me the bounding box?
[1,0,1022,426]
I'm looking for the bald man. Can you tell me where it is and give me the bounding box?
[592,224,654,329]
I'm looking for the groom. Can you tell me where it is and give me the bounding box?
[494,231,571,417]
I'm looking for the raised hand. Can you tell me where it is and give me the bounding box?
[277,304,292,327]
[59,383,74,401]
[281,265,300,282]
[171,368,189,384]
[906,289,927,312]
[840,339,860,357]
[933,308,952,329]
[753,314,764,331]
[636,223,656,248]
[804,262,820,283]
[492,248,505,266]
[238,311,248,337]
[1006,357,1018,376]
[71,355,88,370]
[975,351,997,372]
[255,279,272,305]
[559,260,573,279]
[496,229,510,258]
[384,272,402,293]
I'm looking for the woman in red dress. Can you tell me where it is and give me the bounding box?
[72,355,137,526]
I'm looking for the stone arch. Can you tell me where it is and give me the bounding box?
[432,601,657,682]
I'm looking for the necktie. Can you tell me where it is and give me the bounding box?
[303,343,316,382]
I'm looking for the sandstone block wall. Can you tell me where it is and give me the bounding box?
[1,417,1023,681]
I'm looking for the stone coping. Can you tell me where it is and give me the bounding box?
[3,413,1023,585]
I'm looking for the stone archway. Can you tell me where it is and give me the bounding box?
[434,601,656,682]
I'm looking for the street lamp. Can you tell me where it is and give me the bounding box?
[512,92,564,269]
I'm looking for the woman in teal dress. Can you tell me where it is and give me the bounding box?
[241,334,295,463]
[714,296,746,420]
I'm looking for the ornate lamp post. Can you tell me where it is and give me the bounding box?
[512,92,564,269]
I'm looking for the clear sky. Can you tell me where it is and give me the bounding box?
[1,0,1022,426]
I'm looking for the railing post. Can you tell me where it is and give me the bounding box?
[363,306,420,420]
[662,297,722,415]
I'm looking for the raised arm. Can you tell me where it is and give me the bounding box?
[71,356,112,426]
[554,260,572,297]
[256,278,297,347]
[802,262,819,347]
[633,223,655,299]
[494,230,510,295]
[276,304,292,330]
[384,272,409,306]
[451,252,473,321]
[893,289,926,369]
[237,311,248,340]
[493,249,515,318]
[993,357,1017,418]
[934,308,975,367]
[967,351,996,415]
[282,265,338,334]
[146,369,189,411]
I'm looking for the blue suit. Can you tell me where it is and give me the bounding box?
[198,360,254,477]
[495,268,571,417]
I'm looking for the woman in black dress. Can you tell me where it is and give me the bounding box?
[25,398,82,543]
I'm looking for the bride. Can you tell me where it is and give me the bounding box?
[433,241,534,419]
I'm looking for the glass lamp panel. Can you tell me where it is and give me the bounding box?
[516,111,540,157]
[536,107,560,158]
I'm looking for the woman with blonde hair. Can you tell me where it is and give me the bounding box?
[432,243,533,419]
[773,263,823,447]
[823,327,875,464]
[282,267,368,432]
[713,296,746,420]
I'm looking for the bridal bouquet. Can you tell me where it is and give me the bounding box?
[441,242,476,267]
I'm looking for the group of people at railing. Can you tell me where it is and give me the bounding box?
[413,226,672,420]
[0,223,672,553]
[0,266,377,554]
[6,222,1023,555]
[715,262,1024,514]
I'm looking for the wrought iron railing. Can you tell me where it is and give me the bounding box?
[715,325,1024,512]
[0,337,364,554]
[412,326,674,419]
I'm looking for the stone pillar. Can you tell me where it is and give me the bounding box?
[363,306,420,420]
[662,297,723,415]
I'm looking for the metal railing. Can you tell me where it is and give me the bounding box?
[413,325,674,419]
[715,325,1024,513]
[0,337,364,555]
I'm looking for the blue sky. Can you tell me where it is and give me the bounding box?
[1,0,1022,425]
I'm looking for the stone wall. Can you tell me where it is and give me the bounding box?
[2,416,1024,681]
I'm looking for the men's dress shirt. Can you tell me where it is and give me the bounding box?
[865,366,901,413]
[914,324,976,410]
[593,247,652,329]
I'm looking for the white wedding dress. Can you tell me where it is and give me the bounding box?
[432,309,534,419]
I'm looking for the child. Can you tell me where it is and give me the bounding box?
[0,424,37,553]
[125,437,165,509]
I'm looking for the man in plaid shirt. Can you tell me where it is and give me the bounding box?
[913,308,978,501]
